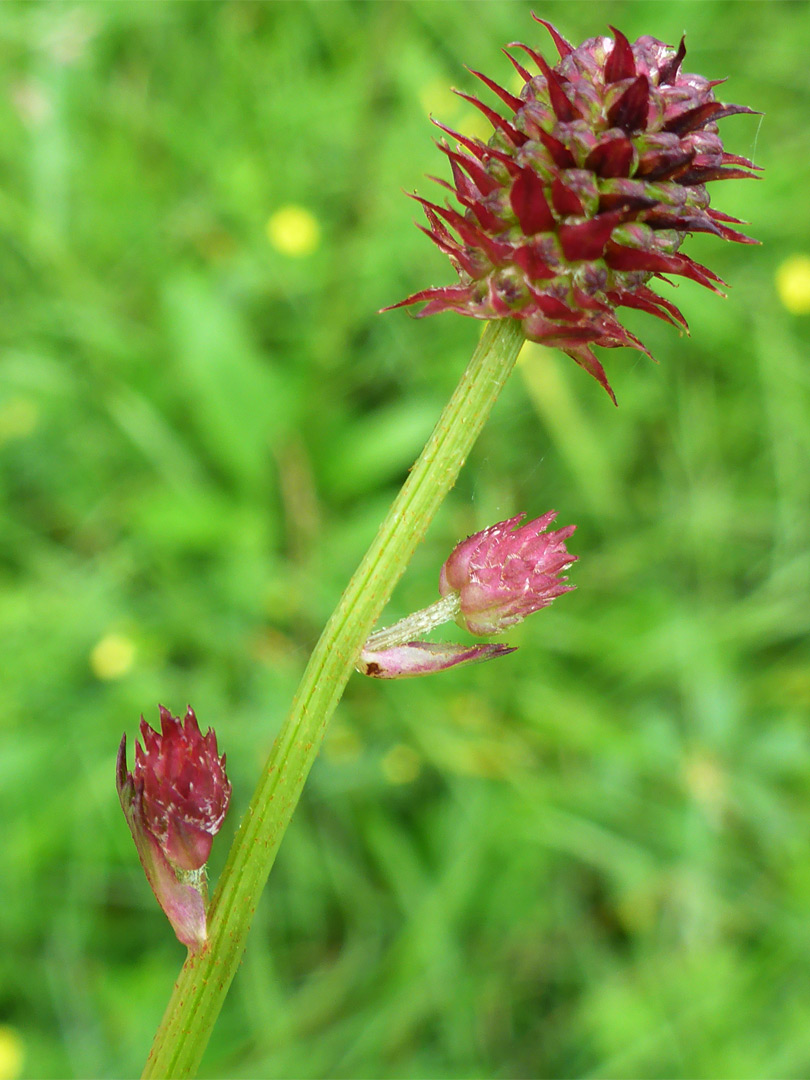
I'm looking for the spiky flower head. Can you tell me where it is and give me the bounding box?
[389,17,759,401]
[117,705,231,950]
[439,511,576,635]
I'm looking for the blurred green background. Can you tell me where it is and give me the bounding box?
[1,1,809,1076]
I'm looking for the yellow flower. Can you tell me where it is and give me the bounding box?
[90,633,135,680]
[775,254,810,315]
[266,205,321,257]
[0,1027,24,1080]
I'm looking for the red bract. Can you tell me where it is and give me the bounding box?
[357,640,516,679]
[387,18,760,402]
[117,705,231,951]
[440,512,577,635]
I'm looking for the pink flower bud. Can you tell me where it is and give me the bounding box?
[358,640,516,679]
[439,512,576,635]
[117,705,231,951]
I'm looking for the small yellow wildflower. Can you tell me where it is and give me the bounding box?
[0,1026,24,1080]
[266,205,321,257]
[775,254,810,315]
[90,633,136,680]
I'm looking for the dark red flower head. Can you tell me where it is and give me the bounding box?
[387,18,760,401]
[133,705,231,872]
[117,705,231,950]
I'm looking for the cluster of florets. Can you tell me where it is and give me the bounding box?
[117,706,231,950]
[440,512,577,635]
[131,706,230,872]
[389,17,759,400]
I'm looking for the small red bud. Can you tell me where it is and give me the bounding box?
[117,706,231,951]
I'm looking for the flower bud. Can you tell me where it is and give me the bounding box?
[116,705,231,951]
[439,512,576,635]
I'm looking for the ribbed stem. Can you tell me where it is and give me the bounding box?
[142,318,525,1079]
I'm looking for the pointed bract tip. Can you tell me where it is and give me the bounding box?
[116,733,127,792]
[357,640,517,679]
[530,13,574,58]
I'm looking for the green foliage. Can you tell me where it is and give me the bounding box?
[1,2,809,1077]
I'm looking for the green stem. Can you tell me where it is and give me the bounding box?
[363,592,461,651]
[142,318,524,1079]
